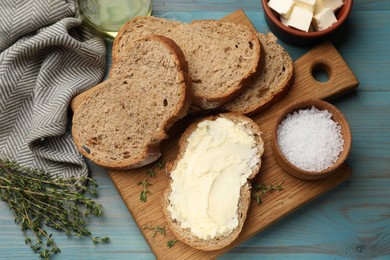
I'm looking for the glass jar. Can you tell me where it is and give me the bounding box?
[79,0,152,38]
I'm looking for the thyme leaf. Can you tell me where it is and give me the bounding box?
[167,239,177,248]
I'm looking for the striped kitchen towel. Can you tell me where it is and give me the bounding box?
[0,0,106,179]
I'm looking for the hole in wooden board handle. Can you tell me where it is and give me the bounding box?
[311,62,331,83]
[294,42,359,101]
[307,52,337,89]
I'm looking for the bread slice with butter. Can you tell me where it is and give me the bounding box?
[161,113,264,250]
[222,32,294,115]
[72,35,192,170]
[112,16,262,110]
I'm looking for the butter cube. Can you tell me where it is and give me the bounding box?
[322,0,344,12]
[314,0,325,14]
[280,16,289,27]
[287,6,313,32]
[295,0,316,13]
[313,7,338,31]
[268,0,295,18]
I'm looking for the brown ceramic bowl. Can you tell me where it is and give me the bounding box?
[261,0,353,45]
[272,99,352,180]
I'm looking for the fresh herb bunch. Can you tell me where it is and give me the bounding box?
[0,159,109,259]
[252,180,285,205]
[138,159,165,202]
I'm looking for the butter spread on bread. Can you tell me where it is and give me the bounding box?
[72,35,191,170]
[162,113,264,250]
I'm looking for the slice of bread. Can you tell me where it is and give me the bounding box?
[112,16,262,110]
[222,33,294,115]
[72,35,192,170]
[161,113,264,250]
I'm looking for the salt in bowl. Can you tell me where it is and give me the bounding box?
[272,99,352,180]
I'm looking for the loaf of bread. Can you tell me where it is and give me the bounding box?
[222,32,294,115]
[161,113,264,250]
[112,16,262,110]
[72,35,192,169]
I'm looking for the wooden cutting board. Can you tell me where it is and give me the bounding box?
[72,9,359,260]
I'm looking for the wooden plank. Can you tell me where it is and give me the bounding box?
[104,10,359,260]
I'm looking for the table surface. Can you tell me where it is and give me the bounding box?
[1,0,389,259]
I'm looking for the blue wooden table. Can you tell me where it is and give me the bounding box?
[1,0,389,259]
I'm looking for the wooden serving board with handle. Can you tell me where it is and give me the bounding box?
[72,9,359,260]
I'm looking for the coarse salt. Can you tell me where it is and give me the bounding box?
[277,106,344,172]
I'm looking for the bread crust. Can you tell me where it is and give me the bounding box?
[72,35,192,170]
[161,113,264,250]
[112,16,182,67]
[222,33,294,115]
[186,20,263,109]
[112,16,262,110]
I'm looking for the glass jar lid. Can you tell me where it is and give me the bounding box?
[79,0,152,38]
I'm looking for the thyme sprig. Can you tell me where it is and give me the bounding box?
[142,225,178,248]
[138,160,165,202]
[0,159,109,259]
[252,180,285,205]
[142,225,166,237]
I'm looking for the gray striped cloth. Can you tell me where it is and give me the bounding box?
[0,0,106,180]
